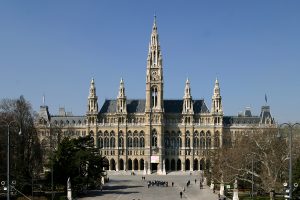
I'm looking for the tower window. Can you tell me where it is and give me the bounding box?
[151,87,158,108]
[152,129,158,147]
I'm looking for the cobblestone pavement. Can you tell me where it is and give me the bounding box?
[79,173,219,200]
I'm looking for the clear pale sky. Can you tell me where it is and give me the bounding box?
[0,1,299,123]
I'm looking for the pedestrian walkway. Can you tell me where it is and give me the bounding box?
[79,174,219,200]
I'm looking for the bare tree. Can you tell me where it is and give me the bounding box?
[211,127,296,199]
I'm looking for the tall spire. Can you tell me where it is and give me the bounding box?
[145,16,164,112]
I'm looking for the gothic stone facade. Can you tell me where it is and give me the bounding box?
[36,17,275,174]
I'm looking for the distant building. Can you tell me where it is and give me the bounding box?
[36,17,275,174]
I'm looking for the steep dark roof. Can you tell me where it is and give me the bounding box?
[50,116,86,125]
[99,99,209,114]
[223,116,261,126]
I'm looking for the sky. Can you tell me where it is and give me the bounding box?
[0,1,299,123]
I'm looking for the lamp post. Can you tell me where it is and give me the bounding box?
[47,122,54,200]
[0,120,21,200]
[278,123,300,199]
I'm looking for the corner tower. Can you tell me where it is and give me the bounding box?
[211,78,223,125]
[87,78,98,124]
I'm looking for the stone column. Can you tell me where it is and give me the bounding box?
[162,159,166,175]
[143,160,147,175]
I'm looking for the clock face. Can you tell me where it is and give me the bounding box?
[151,70,158,80]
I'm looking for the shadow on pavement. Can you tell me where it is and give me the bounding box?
[78,185,143,198]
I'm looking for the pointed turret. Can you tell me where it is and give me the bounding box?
[87,78,98,124]
[117,78,127,113]
[182,78,193,114]
[211,78,222,113]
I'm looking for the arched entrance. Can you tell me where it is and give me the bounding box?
[103,158,109,170]
[128,159,132,170]
[165,159,170,171]
[193,159,198,171]
[200,159,205,170]
[171,159,176,171]
[177,159,181,171]
[185,159,190,171]
[134,159,138,170]
[119,159,124,170]
[110,159,116,170]
[140,159,144,170]
[206,159,211,170]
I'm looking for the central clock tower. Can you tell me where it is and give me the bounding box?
[145,16,165,174]
[145,16,164,112]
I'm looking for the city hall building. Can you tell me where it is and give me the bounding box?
[37,17,275,174]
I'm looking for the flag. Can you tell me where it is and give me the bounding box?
[265,93,267,104]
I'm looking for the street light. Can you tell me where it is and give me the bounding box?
[0,120,21,200]
[47,122,54,200]
[278,123,300,199]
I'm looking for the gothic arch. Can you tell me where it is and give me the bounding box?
[193,159,199,171]
[103,158,109,170]
[140,159,144,170]
[110,159,116,171]
[171,159,176,171]
[152,129,158,147]
[119,159,124,170]
[134,159,138,170]
[165,159,170,171]
[200,159,205,170]
[185,159,190,171]
[177,159,181,171]
[128,159,132,170]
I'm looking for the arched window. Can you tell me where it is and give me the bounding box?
[170,137,175,148]
[214,131,220,148]
[186,131,190,148]
[151,87,158,108]
[133,137,139,148]
[152,129,158,147]
[165,137,170,148]
[206,131,211,148]
[110,137,115,148]
[99,138,103,149]
[186,137,190,148]
[177,137,182,148]
[140,137,145,148]
[104,137,109,148]
[128,137,133,148]
[118,137,124,148]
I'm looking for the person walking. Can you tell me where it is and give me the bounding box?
[180,191,183,198]
[195,179,197,184]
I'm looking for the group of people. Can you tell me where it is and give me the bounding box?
[147,180,168,188]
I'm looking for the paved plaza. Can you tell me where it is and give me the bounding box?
[79,172,219,200]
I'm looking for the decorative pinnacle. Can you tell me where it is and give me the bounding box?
[186,77,190,84]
